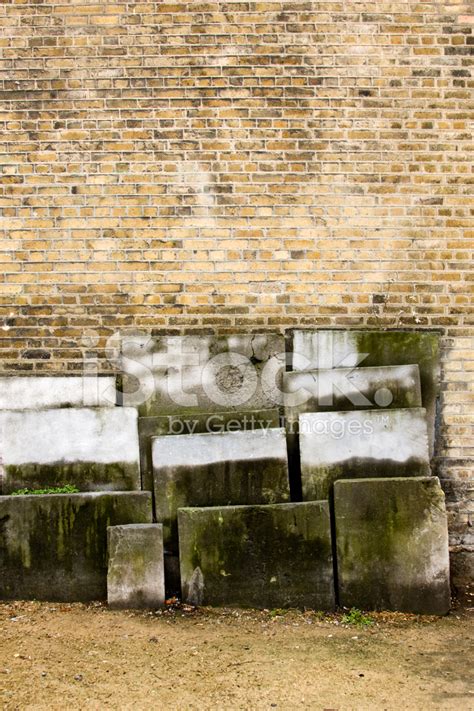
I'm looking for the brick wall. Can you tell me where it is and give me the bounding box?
[0,1,472,591]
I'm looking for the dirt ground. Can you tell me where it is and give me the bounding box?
[0,601,472,710]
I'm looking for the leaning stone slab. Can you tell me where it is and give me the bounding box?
[0,376,117,410]
[283,365,422,430]
[139,408,280,492]
[119,334,285,416]
[289,329,440,454]
[107,524,165,609]
[283,365,422,500]
[299,408,430,501]
[152,427,290,555]
[0,407,141,494]
[0,492,152,602]
[178,502,335,610]
[334,477,450,615]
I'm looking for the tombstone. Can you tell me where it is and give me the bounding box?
[299,408,430,500]
[283,364,422,427]
[107,524,165,609]
[178,501,335,610]
[0,492,153,601]
[0,407,141,494]
[288,329,440,454]
[139,408,280,492]
[334,477,451,614]
[283,364,422,499]
[119,334,285,416]
[0,376,117,410]
[152,427,290,556]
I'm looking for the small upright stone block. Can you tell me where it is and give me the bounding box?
[107,524,165,609]
[334,477,450,615]
[178,501,335,610]
[299,408,430,500]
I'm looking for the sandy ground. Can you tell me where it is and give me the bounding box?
[0,601,472,710]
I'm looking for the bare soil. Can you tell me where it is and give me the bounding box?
[0,601,472,710]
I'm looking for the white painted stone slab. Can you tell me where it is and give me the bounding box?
[0,407,140,493]
[119,334,285,415]
[154,427,288,468]
[283,364,422,427]
[138,408,280,491]
[0,376,117,410]
[107,524,165,609]
[152,427,290,554]
[299,408,430,500]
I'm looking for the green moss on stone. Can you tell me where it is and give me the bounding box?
[0,492,152,602]
[178,502,335,610]
[334,477,450,615]
[3,461,140,495]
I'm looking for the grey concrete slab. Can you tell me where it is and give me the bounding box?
[119,334,285,416]
[0,492,153,602]
[178,501,335,610]
[283,365,422,430]
[334,477,451,614]
[299,408,430,500]
[0,407,141,494]
[288,329,440,454]
[139,408,280,491]
[107,524,165,609]
[152,427,290,554]
[0,376,117,410]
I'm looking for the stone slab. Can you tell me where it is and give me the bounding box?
[283,364,422,500]
[119,334,285,416]
[299,408,430,501]
[139,408,280,491]
[0,407,141,494]
[0,492,153,602]
[178,502,335,610]
[152,427,290,555]
[334,477,450,614]
[0,376,117,410]
[289,329,440,454]
[107,524,165,609]
[283,365,422,429]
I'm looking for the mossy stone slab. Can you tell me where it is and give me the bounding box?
[107,524,165,609]
[152,428,290,555]
[178,502,335,610]
[0,492,153,602]
[120,334,285,416]
[139,408,280,492]
[334,477,450,614]
[289,330,440,454]
[0,407,141,494]
[0,376,117,410]
[299,408,430,501]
